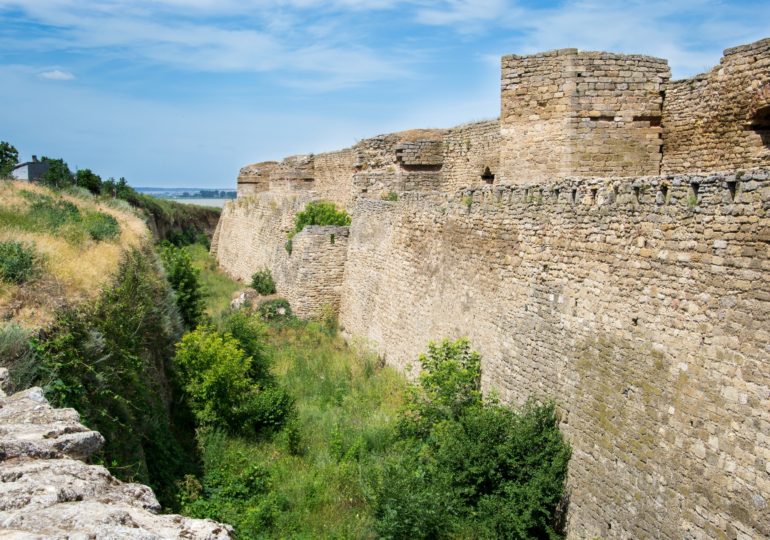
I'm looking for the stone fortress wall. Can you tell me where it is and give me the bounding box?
[212,38,770,539]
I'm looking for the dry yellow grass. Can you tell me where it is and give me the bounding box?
[0,180,150,328]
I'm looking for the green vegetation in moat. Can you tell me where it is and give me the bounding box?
[251,268,276,296]
[160,243,205,328]
[170,248,570,539]
[182,243,242,318]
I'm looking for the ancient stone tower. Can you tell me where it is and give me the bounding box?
[500,49,669,181]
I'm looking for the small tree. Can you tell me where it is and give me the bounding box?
[75,168,103,194]
[0,141,18,177]
[251,268,276,295]
[40,157,74,188]
[374,339,571,539]
[174,326,294,436]
[159,244,204,328]
[398,338,482,438]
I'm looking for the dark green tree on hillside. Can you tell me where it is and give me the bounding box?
[40,157,74,188]
[0,141,19,177]
[75,168,103,194]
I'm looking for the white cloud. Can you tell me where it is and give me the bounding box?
[409,0,770,78]
[39,69,75,80]
[0,0,416,88]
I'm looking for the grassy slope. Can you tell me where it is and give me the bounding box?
[185,245,408,538]
[0,180,148,327]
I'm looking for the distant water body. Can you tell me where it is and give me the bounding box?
[166,198,229,208]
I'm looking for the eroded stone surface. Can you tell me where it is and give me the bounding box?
[0,387,233,539]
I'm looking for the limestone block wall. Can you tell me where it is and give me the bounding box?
[313,148,357,208]
[212,192,311,282]
[339,169,770,540]
[236,161,277,198]
[212,193,350,319]
[395,140,443,167]
[500,49,669,182]
[662,38,770,174]
[274,225,350,318]
[441,120,501,190]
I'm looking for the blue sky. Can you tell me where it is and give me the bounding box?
[1,1,768,188]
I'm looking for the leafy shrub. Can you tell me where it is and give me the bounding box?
[174,327,294,436]
[0,141,18,177]
[168,228,211,249]
[0,324,37,392]
[83,211,120,241]
[288,201,351,243]
[28,197,81,230]
[180,430,284,535]
[237,385,295,433]
[0,241,41,284]
[383,191,398,201]
[159,243,204,328]
[251,268,276,295]
[220,310,272,382]
[373,339,571,540]
[257,298,293,321]
[398,338,481,438]
[75,168,102,194]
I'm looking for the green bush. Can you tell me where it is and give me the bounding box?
[83,211,120,241]
[159,243,204,328]
[257,298,293,321]
[0,241,41,284]
[251,268,276,295]
[0,324,37,392]
[288,201,351,243]
[398,338,482,438]
[75,168,103,194]
[372,339,571,540]
[174,326,294,436]
[179,430,284,535]
[220,310,272,382]
[28,197,81,230]
[0,141,18,177]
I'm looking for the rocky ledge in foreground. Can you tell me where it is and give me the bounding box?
[0,378,233,539]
